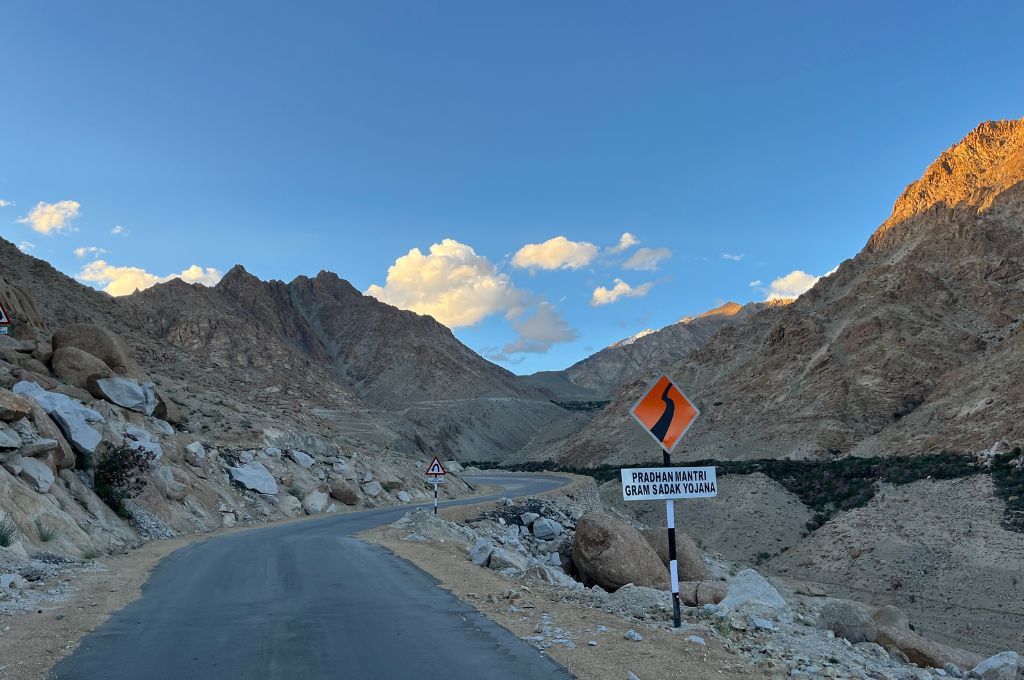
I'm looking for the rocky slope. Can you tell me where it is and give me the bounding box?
[555,118,1024,466]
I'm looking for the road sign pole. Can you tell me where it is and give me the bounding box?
[663,449,681,628]
[433,477,438,515]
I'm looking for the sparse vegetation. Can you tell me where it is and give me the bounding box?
[93,444,156,519]
[81,547,103,561]
[35,519,58,542]
[551,399,612,413]
[0,515,19,547]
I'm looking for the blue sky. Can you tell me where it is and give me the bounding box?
[3,1,1024,374]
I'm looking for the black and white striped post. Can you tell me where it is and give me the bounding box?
[432,476,439,515]
[663,449,682,628]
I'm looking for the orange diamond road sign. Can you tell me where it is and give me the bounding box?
[630,375,700,453]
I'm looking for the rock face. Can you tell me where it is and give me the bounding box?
[229,462,278,495]
[556,117,1024,464]
[51,347,112,390]
[571,513,666,591]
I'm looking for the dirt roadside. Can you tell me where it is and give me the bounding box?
[362,473,768,680]
[0,479,504,680]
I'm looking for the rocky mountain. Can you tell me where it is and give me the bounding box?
[553,118,1024,467]
[551,301,782,397]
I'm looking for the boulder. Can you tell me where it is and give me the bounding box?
[328,479,360,505]
[816,599,877,643]
[469,538,494,566]
[719,569,790,619]
[972,652,1020,680]
[122,425,162,460]
[302,491,330,515]
[679,580,728,606]
[397,490,412,503]
[379,468,405,491]
[184,441,206,466]
[26,405,75,470]
[571,512,666,591]
[17,439,58,458]
[362,480,383,498]
[50,324,148,381]
[13,382,102,457]
[31,341,53,365]
[151,465,188,501]
[153,390,181,425]
[0,422,20,449]
[640,528,708,581]
[19,455,54,493]
[288,449,315,468]
[277,494,302,517]
[488,547,529,572]
[875,627,983,671]
[532,517,563,540]
[0,390,32,422]
[88,376,158,416]
[229,462,278,495]
[51,347,112,390]
[870,605,910,632]
[520,512,540,526]
[0,336,35,353]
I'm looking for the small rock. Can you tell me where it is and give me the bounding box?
[532,518,563,540]
[520,512,540,526]
[686,635,706,645]
[289,450,315,468]
[469,539,494,566]
[624,629,644,642]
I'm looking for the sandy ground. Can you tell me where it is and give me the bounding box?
[0,481,503,680]
[363,475,770,680]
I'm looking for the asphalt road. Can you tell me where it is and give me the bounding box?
[51,474,573,680]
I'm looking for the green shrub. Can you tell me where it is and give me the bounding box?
[35,519,57,543]
[94,445,156,519]
[0,515,19,547]
[81,547,102,560]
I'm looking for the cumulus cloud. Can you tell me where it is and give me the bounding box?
[17,241,35,253]
[501,301,578,354]
[721,252,744,261]
[755,266,838,301]
[74,246,107,259]
[606,232,639,254]
[366,239,526,327]
[0,199,13,208]
[591,278,655,306]
[17,200,80,234]
[111,225,129,236]
[78,260,223,296]
[511,236,599,271]
[623,247,671,271]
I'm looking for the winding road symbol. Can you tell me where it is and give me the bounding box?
[630,374,700,453]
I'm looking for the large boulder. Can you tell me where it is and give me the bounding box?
[362,480,383,498]
[50,347,112,390]
[679,580,728,606]
[229,462,278,495]
[302,491,330,515]
[972,652,1020,680]
[815,599,877,643]
[19,455,54,493]
[151,465,188,501]
[719,569,791,619]
[328,479,360,505]
[640,528,708,581]
[875,627,983,671]
[13,381,103,457]
[153,390,181,425]
[0,390,32,422]
[50,324,148,381]
[571,512,666,591]
[487,547,529,572]
[87,376,158,415]
[26,404,75,470]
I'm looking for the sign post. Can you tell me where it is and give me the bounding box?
[627,374,706,628]
[425,457,447,515]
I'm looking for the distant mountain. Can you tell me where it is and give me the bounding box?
[553,118,1024,467]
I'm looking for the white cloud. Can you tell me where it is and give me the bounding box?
[722,252,744,261]
[366,239,526,328]
[511,236,598,271]
[74,246,107,259]
[17,241,35,253]
[623,247,671,271]
[17,200,80,234]
[111,225,129,236]
[606,232,639,254]
[77,260,223,296]
[755,266,838,301]
[501,301,578,355]
[0,199,13,208]
[591,278,655,306]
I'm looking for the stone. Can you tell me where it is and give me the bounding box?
[469,538,494,566]
[686,635,706,645]
[0,390,32,422]
[153,390,181,424]
[184,441,206,465]
[640,527,708,581]
[942,664,964,678]
[16,439,58,458]
[13,381,103,456]
[51,324,149,380]
[379,468,405,491]
[263,447,282,457]
[289,449,315,468]
[26,405,75,470]
[302,491,330,514]
[624,630,644,641]
[719,569,790,618]
[0,422,21,449]
[19,455,54,493]
[571,512,666,592]
[524,564,580,588]
[875,627,982,672]
[1,453,22,475]
[328,479,360,505]
[532,517,563,540]
[870,604,910,632]
[277,494,302,517]
[0,573,27,590]
[520,512,540,526]
[229,462,278,495]
[397,490,412,503]
[51,347,113,390]
[123,425,162,461]
[152,465,188,501]
[362,480,383,498]
[971,652,1020,680]
[488,548,529,572]
[628,673,641,680]
[31,341,52,364]
[816,599,877,643]
[88,376,158,416]
[239,451,254,464]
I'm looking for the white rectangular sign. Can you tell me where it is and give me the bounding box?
[620,466,718,501]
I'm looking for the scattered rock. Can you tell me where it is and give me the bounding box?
[302,491,330,514]
[532,517,563,540]
[971,652,1020,680]
[488,548,529,572]
[624,629,644,641]
[328,479,360,505]
[229,461,278,495]
[288,449,315,468]
[718,569,790,619]
[0,422,21,449]
[362,480,383,498]
[13,381,103,457]
[88,376,158,415]
[469,538,494,566]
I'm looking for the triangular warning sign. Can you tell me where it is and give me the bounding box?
[630,374,700,454]
[425,457,447,476]
[0,301,10,325]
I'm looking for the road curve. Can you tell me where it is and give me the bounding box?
[52,474,573,680]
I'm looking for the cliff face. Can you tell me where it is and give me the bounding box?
[554,118,1024,466]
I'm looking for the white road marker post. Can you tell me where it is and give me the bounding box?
[663,450,681,627]
[424,457,447,516]
[432,475,439,515]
